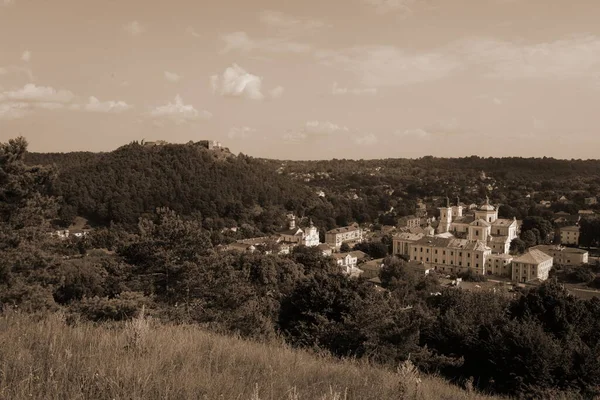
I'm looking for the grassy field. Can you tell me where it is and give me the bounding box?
[0,311,503,400]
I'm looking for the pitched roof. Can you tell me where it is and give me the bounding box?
[561,226,580,232]
[327,225,360,234]
[491,218,516,227]
[278,227,304,236]
[470,219,491,227]
[514,249,553,265]
[532,245,588,255]
[394,232,425,241]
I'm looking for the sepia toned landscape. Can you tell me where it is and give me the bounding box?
[2,0,600,399]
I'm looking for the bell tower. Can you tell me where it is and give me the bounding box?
[438,196,453,234]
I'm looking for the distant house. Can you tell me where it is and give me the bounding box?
[325,224,364,250]
[48,229,70,239]
[578,210,596,218]
[360,258,384,279]
[539,200,552,208]
[317,243,333,257]
[585,197,598,206]
[511,249,554,283]
[197,140,222,150]
[560,226,580,245]
[70,229,91,238]
[405,260,432,276]
[333,252,360,275]
[531,245,589,266]
[397,215,421,230]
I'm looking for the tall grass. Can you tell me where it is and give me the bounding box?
[0,311,501,400]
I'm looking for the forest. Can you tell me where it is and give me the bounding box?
[4,137,600,398]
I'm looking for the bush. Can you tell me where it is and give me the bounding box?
[458,269,487,282]
[566,267,596,284]
[74,291,153,321]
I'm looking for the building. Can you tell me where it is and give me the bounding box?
[578,210,596,218]
[397,215,421,229]
[511,249,553,282]
[585,197,598,206]
[325,224,363,250]
[333,251,367,276]
[317,243,333,257]
[392,197,520,278]
[360,258,384,279]
[560,226,580,245]
[197,140,222,150]
[531,245,589,266]
[278,216,320,247]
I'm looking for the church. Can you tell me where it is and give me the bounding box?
[277,215,320,247]
[393,197,520,277]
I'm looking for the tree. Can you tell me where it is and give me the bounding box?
[339,242,351,252]
[510,238,527,254]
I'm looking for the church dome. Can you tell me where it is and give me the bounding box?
[479,196,495,211]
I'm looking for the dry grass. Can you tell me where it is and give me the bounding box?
[0,311,502,400]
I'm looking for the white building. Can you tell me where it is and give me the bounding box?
[278,216,320,247]
[325,224,363,250]
[511,249,553,282]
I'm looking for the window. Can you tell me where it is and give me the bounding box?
[426,258,429,262]
[426,249,429,253]
[435,249,438,254]
[476,254,479,259]
[443,251,446,255]
[459,252,462,257]
[467,262,470,267]
[476,263,479,268]
[476,231,479,236]
[459,261,462,266]
[420,247,423,252]
[435,259,438,263]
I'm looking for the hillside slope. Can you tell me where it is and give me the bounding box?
[0,312,502,400]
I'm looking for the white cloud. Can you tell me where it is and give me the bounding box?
[354,133,379,146]
[186,26,201,38]
[361,0,416,15]
[0,83,75,103]
[397,128,431,140]
[220,31,311,54]
[305,121,348,136]
[83,96,132,113]
[149,95,211,124]
[210,64,265,100]
[331,82,377,95]
[0,102,29,120]
[460,35,600,80]
[269,85,284,99]
[228,126,255,139]
[21,50,31,62]
[124,21,144,36]
[258,10,326,34]
[282,130,307,142]
[164,71,181,82]
[317,45,462,87]
[319,35,600,87]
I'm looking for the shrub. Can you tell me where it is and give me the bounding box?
[74,291,153,321]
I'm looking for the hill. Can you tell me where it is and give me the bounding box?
[0,311,502,400]
[26,142,319,229]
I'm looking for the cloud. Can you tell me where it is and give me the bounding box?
[258,10,327,34]
[149,95,211,124]
[397,128,431,140]
[124,21,144,36]
[354,133,378,146]
[460,35,600,80]
[228,126,255,139]
[318,35,600,87]
[164,71,181,82]
[0,67,7,75]
[210,64,265,100]
[0,83,75,104]
[0,102,29,119]
[21,50,31,62]
[220,31,311,54]
[83,96,132,113]
[186,26,201,38]
[0,83,134,119]
[331,82,377,95]
[361,0,416,15]
[305,121,349,136]
[317,45,462,87]
[269,86,284,99]
[282,130,307,143]
[2,0,15,6]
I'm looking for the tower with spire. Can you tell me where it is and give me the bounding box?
[452,195,463,218]
[438,195,453,234]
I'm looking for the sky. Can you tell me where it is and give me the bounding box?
[1,0,599,159]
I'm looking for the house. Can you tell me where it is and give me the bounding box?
[397,215,421,230]
[197,140,222,150]
[531,245,589,266]
[539,200,552,208]
[578,210,596,218]
[511,249,553,282]
[333,252,363,276]
[405,260,432,275]
[70,229,91,238]
[325,224,364,250]
[48,229,70,239]
[227,242,257,253]
[360,258,384,279]
[585,197,598,205]
[317,243,333,257]
[560,226,580,245]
